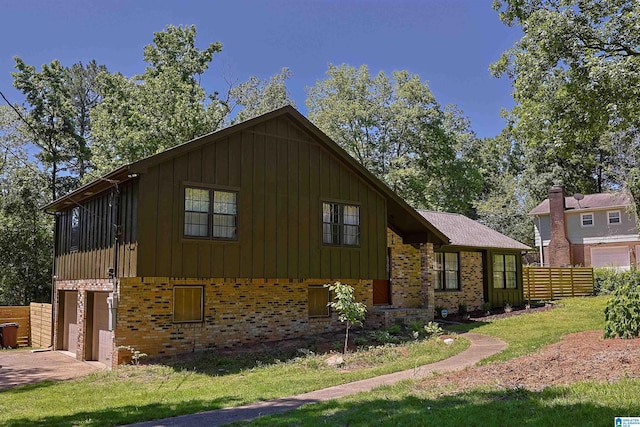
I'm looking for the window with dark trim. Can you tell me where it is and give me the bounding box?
[184,187,237,239]
[322,202,360,246]
[434,252,460,290]
[173,286,204,323]
[308,285,330,317]
[70,207,80,252]
[493,254,517,289]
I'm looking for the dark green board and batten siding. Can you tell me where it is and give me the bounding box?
[483,249,525,308]
[136,116,388,280]
[55,181,138,280]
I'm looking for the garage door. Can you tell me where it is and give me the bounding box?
[63,291,78,354]
[92,293,112,365]
[590,247,630,270]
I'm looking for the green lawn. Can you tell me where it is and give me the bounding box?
[0,334,468,426]
[244,296,626,427]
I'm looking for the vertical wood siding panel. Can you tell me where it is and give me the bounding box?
[202,143,216,184]
[155,162,173,277]
[297,140,310,277]
[239,131,254,277]
[228,133,242,188]
[376,194,386,278]
[173,155,192,277]
[309,144,321,278]
[216,137,229,186]
[253,132,266,276]
[330,157,340,199]
[137,167,158,276]
[264,134,278,278]
[276,134,289,278]
[211,244,224,277]
[287,136,299,278]
[188,149,202,182]
[224,244,240,277]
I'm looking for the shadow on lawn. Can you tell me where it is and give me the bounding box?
[240,385,632,427]
[3,396,241,427]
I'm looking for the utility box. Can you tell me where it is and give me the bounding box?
[0,323,19,348]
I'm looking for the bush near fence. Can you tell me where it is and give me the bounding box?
[523,267,594,301]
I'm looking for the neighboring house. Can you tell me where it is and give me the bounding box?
[418,211,529,312]
[530,185,638,269]
[44,106,450,368]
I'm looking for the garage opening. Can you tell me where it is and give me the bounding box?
[590,246,631,270]
[85,292,112,365]
[58,291,78,354]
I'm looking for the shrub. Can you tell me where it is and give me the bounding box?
[594,268,640,295]
[457,303,468,317]
[604,281,640,339]
[423,321,444,338]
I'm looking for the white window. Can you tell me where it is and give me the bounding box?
[608,211,621,225]
[581,213,594,227]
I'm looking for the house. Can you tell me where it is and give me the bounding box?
[44,106,451,368]
[530,185,638,269]
[384,211,529,314]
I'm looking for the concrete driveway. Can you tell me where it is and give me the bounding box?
[0,350,103,391]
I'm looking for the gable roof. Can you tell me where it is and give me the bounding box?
[44,106,448,245]
[529,192,631,216]
[418,210,530,251]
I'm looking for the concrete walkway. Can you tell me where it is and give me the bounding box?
[128,333,506,427]
[0,350,103,391]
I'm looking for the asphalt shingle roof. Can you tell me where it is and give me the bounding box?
[418,210,530,251]
[529,192,631,215]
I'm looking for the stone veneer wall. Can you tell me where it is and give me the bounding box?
[434,251,484,313]
[114,277,373,365]
[53,279,116,366]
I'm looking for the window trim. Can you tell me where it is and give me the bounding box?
[607,210,621,225]
[581,213,594,227]
[434,251,461,291]
[322,201,361,247]
[173,285,204,323]
[308,285,331,318]
[183,185,238,241]
[493,253,518,289]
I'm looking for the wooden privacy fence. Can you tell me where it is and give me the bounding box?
[0,306,30,347]
[523,267,594,301]
[30,303,53,348]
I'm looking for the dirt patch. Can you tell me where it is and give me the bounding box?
[419,330,640,393]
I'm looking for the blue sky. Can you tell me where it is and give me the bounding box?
[1,0,521,138]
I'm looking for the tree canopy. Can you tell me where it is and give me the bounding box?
[306,63,482,215]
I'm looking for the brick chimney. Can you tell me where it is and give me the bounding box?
[547,185,571,266]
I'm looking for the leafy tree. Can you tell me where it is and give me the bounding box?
[12,58,79,201]
[228,67,295,124]
[0,106,52,305]
[91,25,227,174]
[67,60,107,180]
[326,281,366,354]
[491,0,640,206]
[307,64,482,214]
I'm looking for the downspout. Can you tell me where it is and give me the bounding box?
[110,184,121,304]
[43,209,58,350]
[537,216,544,266]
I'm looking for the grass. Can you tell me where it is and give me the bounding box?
[0,335,468,426]
[447,296,609,362]
[241,296,624,426]
[242,378,640,427]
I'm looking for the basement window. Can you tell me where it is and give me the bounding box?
[173,286,204,323]
[581,213,594,227]
[308,285,330,317]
